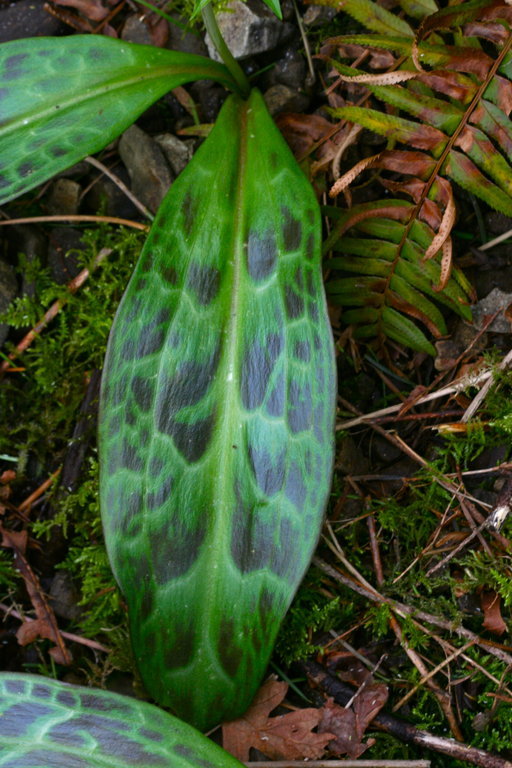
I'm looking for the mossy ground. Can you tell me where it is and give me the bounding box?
[2,218,512,765]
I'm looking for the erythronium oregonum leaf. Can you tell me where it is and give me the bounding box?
[99,88,336,731]
[0,673,245,768]
[0,36,237,206]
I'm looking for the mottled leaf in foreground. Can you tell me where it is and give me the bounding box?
[99,88,336,731]
[0,36,235,205]
[0,673,245,768]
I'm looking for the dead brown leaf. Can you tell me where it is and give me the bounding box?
[222,679,334,762]
[51,0,109,21]
[481,589,507,636]
[318,684,388,758]
[1,525,72,665]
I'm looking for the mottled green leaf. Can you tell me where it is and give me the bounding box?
[99,89,336,731]
[0,673,245,768]
[0,36,236,205]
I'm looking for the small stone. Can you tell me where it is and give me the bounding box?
[154,134,195,176]
[0,260,17,347]
[263,84,310,116]
[49,572,82,622]
[47,228,86,285]
[269,48,306,89]
[5,225,46,299]
[0,0,67,42]
[85,164,139,220]
[337,435,368,475]
[205,0,286,60]
[472,287,512,333]
[303,5,337,26]
[47,179,81,217]
[118,125,173,214]
[484,211,512,235]
[121,14,154,45]
[167,18,209,56]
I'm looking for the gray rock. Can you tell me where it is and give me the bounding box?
[0,0,67,42]
[5,225,46,299]
[263,84,310,116]
[47,179,81,217]
[48,228,86,285]
[472,287,512,333]
[121,14,154,46]
[0,260,17,347]
[167,18,209,56]
[154,134,195,176]
[303,5,337,26]
[85,164,139,220]
[205,0,286,60]
[118,125,173,214]
[269,48,306,89]
[49,572,82,622]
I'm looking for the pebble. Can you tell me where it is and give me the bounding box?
[205,0,287,60]
[47,179,82,217]
[118,125,173,214]
[154,134,195,177]
[263,84,310,116]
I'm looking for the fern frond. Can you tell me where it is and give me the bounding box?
[323,0,512,353]
[324,200,473,355]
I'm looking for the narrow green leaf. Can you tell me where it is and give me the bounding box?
[473,101,512,163]
[326,34,414,56]
[0,673,245,768]
[328,0,414,37]
[261,0,283,19]
[0,36,236,205]
[331,61,461,134]
[382,306,436,355]
[396,0,438,20]
[99,89,336,731]
[446,149,512,216]
[343,307,380,324]
[389,275,447,336]
[328,276,386,306]
[330,106,447,154]
[459,126,512,196]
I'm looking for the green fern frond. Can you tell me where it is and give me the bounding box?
[323,0,512,353]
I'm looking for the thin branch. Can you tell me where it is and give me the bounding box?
[84,156,154,220]
[245,763,431,767]
[302,660,512,768]
[337,369,493,431]
[0,214,148,231]
[0,247,112,375]
[462,347,512,423]
[313,557,512,667]
[0,603,110,653]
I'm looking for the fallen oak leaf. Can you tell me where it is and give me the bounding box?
[318,683,388,758]
[222,679,334,762]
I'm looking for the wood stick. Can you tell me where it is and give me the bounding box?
[301,661,512,768]
[246,762,431,767]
